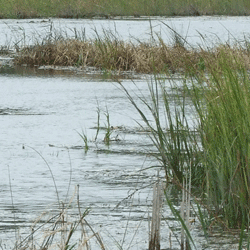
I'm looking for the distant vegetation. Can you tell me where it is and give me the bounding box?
[14,34,250,75]
[0,0,250,18]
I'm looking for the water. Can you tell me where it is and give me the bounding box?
[1,16,250,49]
[0,67,170,249]
[0,17,247,249]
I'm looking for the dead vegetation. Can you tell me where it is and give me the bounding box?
[14,186,106,250]
[14,37,250,75]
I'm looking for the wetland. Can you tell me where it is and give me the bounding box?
[1,16,250,249]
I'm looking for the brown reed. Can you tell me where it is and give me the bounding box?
[14,37,250,75]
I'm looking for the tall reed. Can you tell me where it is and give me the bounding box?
[192,52,250,229]
[121,47,250,248]
[119,77,201,185]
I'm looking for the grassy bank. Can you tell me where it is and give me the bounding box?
[1,0,250,18]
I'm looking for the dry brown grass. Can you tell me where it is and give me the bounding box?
[14,187,106,250]
[14,38,250,74]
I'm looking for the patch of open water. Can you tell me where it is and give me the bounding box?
[0,68,173,249]
[1,16,250,49]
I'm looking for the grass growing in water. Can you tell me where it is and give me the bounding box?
[192,53,250,229]
[77,128,89,152]
[103,107,112,146]
[14,188,107,250]
[11,28,250,247]
[120,48,250,247]
[14,31,250,76]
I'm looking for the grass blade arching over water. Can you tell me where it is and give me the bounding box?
[119,77,201,185]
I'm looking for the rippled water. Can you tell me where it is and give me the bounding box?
[0,67,172,249]
[1,16,250,49]
[0,67,240,250]
[0,16,248,249]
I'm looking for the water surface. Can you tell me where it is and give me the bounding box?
[0,68,171,249]
[1,16,250,49]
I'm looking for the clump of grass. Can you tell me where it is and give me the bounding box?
[120,77,204,249]
[14,30,250,76]
[119,39,250,248]
[77,128,89,152]
[192,52,250,229]
[15,38,184,73]
[120,77,201,185]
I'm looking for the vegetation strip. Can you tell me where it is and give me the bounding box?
[14,37,250,75]
[1,0,250,18]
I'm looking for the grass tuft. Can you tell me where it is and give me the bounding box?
[192,52,250,229]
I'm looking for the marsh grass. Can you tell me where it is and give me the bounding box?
[78,105,116,149]
[77,128,89,152]
[120,77,203,249]
[1,0,250,18]
[103,107,112,146]
[11,26,250,248]
[192,53,250,229]
[14,30,250,76]
[119,78,201,185]
[119,40,250,247]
